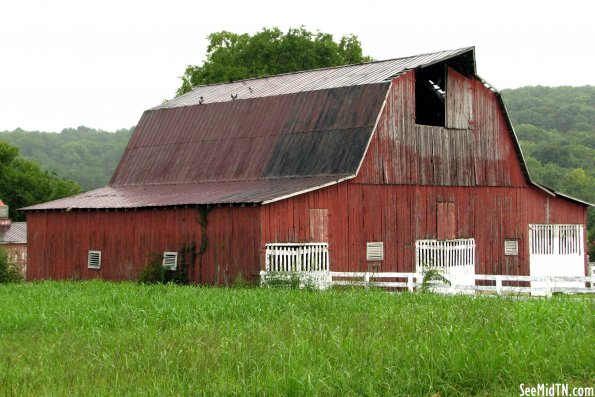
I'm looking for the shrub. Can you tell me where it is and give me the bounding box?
[137,253,167,284]
[0,247,23,283]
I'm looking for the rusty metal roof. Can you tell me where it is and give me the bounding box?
[0,222,26,244]
[110,83,389,186]
[156,47,474,109]
[24,47,479,211]
[22,177,351,210]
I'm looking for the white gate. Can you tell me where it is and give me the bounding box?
[529,224,585,294]
[261,243,330,288]
[415,238,476,289]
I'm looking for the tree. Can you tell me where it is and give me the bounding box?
[177,27,372,95]
[0,140,83,221]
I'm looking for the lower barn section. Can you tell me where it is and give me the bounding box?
[261,182,588,277]
[26,183,587,283]
[26,206,260,284]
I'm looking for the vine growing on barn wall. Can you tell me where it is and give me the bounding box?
[197,205,212,255]
[174,205,213,284]
[137,205,213,285]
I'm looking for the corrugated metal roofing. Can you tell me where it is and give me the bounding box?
[0,222,27,244]
[156,47,474,109]
[23,177,350,210]
[110,83,389,186]
[24,47,481,211]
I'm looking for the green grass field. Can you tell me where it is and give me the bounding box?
[0,281,593,396]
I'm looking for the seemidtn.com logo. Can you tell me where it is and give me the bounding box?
[520,384,594,397]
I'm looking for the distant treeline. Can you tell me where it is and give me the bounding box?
[0,126,133,191]
[501,85,594,212]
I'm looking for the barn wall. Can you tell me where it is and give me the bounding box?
[354,70,527,187]
[26,206,260,284]
[0,243,27,274]
[260,69,588,276]
[261,183,587,276]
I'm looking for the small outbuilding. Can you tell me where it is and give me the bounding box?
[23,47,590,284]
[0,200,27,274]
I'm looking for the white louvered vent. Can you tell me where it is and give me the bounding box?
[366,242,384,261]
[162,252,178,271]
[88,251,101,269]
[504,240,519,256]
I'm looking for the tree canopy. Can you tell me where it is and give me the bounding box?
[0,140,83,221]
[176,27,372,95]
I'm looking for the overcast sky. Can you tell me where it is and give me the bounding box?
[1,0,593,133]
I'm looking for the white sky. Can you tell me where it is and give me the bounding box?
[1,0,593,133]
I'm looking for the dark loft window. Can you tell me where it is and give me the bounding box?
[415,63,446,127]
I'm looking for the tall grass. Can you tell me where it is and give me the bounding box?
[0,281,593,396]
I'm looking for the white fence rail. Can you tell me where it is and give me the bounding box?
[329,272,595,297]
[260,268,594,296]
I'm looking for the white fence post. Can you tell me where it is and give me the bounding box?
[495,275,502,296]
[407,274,414,292]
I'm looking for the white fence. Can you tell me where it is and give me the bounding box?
[261,269,594,296]
[415,238,475,271]
[264,243,329,272]
[329,272,594,296]
[529,224,584,256]
[529,224,585,293]
[415,238,476,288]
[262,243,330,288]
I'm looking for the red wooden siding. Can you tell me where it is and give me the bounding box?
[355,70,526,187]
[446,68,472,129]
[261,182,587,276]
[260,69,586,276]
[437,202,456,240]
[27,206,260,284]
[309,209,328,242]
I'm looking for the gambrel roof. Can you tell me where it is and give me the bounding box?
[29,47,588,211]
[26,47,477,210]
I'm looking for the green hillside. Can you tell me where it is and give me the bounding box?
[0,126,133,191]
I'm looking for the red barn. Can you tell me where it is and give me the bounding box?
[23,47,590,284]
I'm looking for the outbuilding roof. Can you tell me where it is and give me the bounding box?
[0,222,27,244]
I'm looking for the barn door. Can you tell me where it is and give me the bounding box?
[309,209,328,242]
[529,224,585,294]
[437,202,456,240]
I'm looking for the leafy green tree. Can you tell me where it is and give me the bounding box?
[177,26,372,95]
[0,140,82,221]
